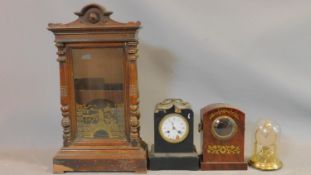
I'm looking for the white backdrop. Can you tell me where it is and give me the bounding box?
[0,0,310,174]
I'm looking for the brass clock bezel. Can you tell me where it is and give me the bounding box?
[211,115,237,140]
[158,113,190,144]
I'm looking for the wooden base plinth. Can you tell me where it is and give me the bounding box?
[201,161,248,170]
[53,146,147,173]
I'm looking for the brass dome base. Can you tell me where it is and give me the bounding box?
[249,159,282,171]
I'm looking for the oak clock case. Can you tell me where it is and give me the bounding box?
[199,103,247,170]
[149,99,199,170]
[48,4,147,173]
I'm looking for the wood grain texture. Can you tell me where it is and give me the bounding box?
[48,4,147,173]
[53,146,147,173]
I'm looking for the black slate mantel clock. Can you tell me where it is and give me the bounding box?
[149,99,199,170]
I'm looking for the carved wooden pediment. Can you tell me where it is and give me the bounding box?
[48,4,140,32]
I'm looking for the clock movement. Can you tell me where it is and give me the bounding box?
[149,99,199,170]
[199,103,247,170]
[48,4,147,173]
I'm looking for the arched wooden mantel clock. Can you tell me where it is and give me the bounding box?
[199,103,247,170]
[48,4,147,173]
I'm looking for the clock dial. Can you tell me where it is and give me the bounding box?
[159,113,189,144]
[211,116,237,140]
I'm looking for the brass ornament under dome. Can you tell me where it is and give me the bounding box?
[249,120,282,171]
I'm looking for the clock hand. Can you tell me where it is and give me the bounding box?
[171,122,176,130]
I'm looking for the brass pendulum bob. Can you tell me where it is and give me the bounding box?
[249,120,282,170]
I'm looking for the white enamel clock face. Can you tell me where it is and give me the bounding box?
[159,113,189,144]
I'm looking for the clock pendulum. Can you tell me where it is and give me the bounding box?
[148,99,199,170]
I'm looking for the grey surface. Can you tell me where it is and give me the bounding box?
[0,0,311,174]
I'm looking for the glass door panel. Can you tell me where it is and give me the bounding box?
[72,48,125,140]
